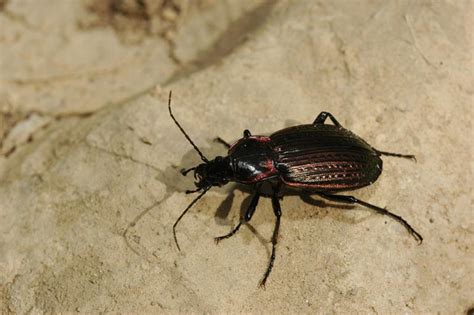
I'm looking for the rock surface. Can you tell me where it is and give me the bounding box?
[0,0,472,313]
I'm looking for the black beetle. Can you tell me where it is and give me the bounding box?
[168,91,422,287]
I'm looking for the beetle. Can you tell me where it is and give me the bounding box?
[167,91,422,287]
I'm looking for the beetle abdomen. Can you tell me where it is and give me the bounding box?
[270,124,382,191]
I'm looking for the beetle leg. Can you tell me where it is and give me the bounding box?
[375,149,416,162]
[313,112,342,127]
[316,193,423,244]
[214,189,260,244]
[259,185,282,288]
[180,167,196,176]
[214,137,231,148]
[243,129,252,138]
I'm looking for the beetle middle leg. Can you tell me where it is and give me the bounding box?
[316,192,423,244]
[214,186,261,244]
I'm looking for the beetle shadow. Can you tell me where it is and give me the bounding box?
[214,191,270,253]
[122,136,232,258]
[211,183,377,261]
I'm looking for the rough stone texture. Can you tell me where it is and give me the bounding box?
[0,0,472,314]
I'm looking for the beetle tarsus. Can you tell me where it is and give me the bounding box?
[375,150,417,162]
[214,189,260,242]
[313,111,342,127]
[316,192,423,244]
[214,137,231,149]
[214,222,242,244]
[181,167,196,176]
[259,188,282,289]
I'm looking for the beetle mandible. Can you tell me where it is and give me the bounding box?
[167,91,422,287]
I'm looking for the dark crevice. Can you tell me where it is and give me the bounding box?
[0,0,8,11]
[1,1,276,158]
[164,0,276,85]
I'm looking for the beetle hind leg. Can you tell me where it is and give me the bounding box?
[214,189,260,244]
[316,192,423,244]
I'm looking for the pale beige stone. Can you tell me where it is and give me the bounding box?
[0,0,472,314]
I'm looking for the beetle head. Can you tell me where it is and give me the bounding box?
[168,90,232,250]
[193,156,232,188]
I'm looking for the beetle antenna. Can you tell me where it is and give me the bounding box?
[173,186,211,251]
[168,91,209,163]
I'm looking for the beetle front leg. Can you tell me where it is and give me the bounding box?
[316,192,423,244]
[214,189,260,244]
[259,186,282,288]
[313,112,342,127]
